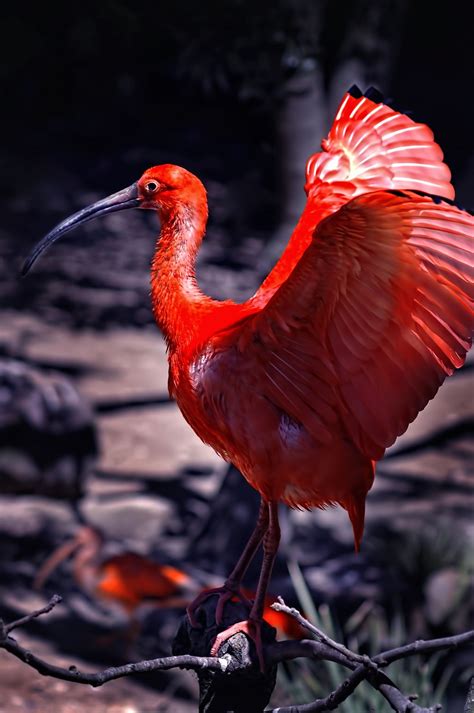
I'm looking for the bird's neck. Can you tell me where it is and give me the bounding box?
[72,529,102,589]
[150,203,212,354]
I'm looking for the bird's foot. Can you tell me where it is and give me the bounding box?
[186,581,252,628]
[210,617,265,671]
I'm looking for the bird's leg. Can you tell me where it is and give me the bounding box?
[186,498,269,627]
[210,502,280,671]
[246,501,280,621]
[222,497,270,592]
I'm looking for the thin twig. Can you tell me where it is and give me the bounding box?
[267,639,357,670]
[375,630,474,666]
[364,668,440,713]
[3,595,63,635]
[272,597,375,669]
[268,664,368,712]
[273,601,474,673]
[373,679,441,713]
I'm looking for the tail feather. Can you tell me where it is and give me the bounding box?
[345,492,367,553]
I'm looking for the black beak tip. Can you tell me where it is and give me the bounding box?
[20,261,30,278]
[19,181,140,278]
[20,254,35,277]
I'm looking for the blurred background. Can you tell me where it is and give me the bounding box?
[0,1,472,711]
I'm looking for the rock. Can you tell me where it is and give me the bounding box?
[0,496,74,541]
[0,495,77,586]
[0,315,225,481]
[97,405,222,478]
[0,359,97,499]
[81,494,174,548]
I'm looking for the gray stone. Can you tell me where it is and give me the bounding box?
[81,494,175,548]
[0,358,97,498]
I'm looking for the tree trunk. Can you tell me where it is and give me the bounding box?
[259,0,407,278]
[258,64,326,278]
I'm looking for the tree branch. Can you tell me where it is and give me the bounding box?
[268,600,474,713]
[372,680,441,713]
[374,631,474,667]
[2,635,232,685]
[0,595,472,713]
[2,594,63,635]
[272,596,375,669]
[266,664,369,712]
[0,595,233,685]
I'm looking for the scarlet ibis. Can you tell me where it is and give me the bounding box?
[34,527,302,638]
[23,86,474,668]
[34,526,196,613]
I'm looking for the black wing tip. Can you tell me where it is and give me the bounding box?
[347,84,419,120]
[348,84,363,98]
[348,85,385,102]
[20,258,33,277]
[364,86,384,103]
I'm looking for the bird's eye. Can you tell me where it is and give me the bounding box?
[145,181,159,193]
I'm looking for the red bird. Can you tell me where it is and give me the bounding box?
[34,528,302,637]
[34,526,195,613]
[23,87,473,666]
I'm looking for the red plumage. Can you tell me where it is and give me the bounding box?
[24,87,474,665]
[148,89,472,549]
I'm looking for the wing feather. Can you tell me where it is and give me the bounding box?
[305,87,454,201]
[240,191,473,460]
[255,87,455,301]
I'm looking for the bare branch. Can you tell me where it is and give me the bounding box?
[366,670,442,713]
[267,638,357,670]
[2,635,232,686]
[272,597,376,669]
[0,594,472,713]
[3,595,62,635]
[0,595,233,685]
[375,630,474,667]
[270,601,474,713]
[266,664,368,712]
[273,599,474,671]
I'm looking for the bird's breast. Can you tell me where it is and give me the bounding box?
[168,346,236,461]
[169,344,373,509]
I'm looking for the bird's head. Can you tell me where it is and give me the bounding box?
[138,164,207,218]
[21,164,207,276]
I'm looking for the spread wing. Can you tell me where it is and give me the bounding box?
[257,86,455,300]
[305,85,454,200]
[240,190,473,460]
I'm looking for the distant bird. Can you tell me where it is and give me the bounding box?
[34,526,195,613]
[34,527,303,639]
[23,86,473,668]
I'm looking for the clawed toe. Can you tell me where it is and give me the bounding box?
[210,618,265,671]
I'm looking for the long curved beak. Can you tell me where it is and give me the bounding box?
[21,182,140,276]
